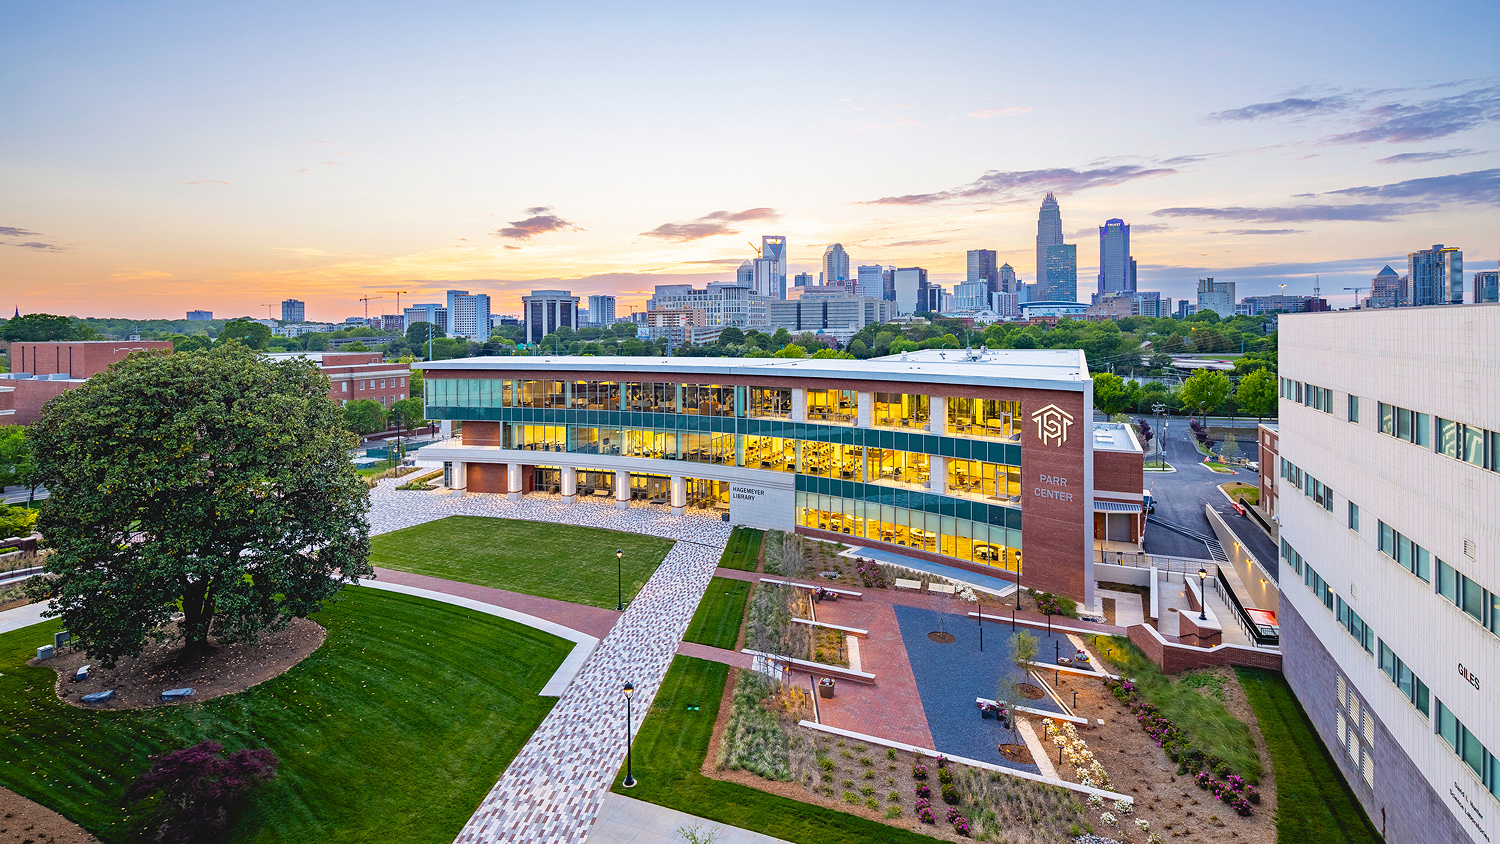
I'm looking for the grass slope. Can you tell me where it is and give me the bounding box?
[369,515,674,608]
[615,655,941,844]
[718,527,763,572]
[1235,668,1383,844]
[0,588,569,844]
[682,578,751,650]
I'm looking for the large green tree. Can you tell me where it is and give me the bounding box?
[27,344,371,664]
[1179,368,1232,419]
[1236,368,1278,421]
[343,399,388,436]
[215,318,272,350]
[1092,373,1131,415]
[0,425,34,490]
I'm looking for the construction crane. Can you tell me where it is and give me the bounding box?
[747,241,761,257]
[381,290,408,317]
[1344,286,1367,309]
[357,295,383,318]
[261,304,276,320]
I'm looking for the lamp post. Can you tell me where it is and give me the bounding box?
[1198,567,1208,621]
[616,549,625,611]
[622,681,636,788]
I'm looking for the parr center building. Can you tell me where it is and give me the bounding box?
[418,349,1143,607]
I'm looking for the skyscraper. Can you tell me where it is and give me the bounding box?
[1196,278,1235,316]
[966,249,999,287]
[281,299,305,323]
[736,260,754,288]
[1369,265,1402,308]
[446,290,493,341]
[520,290,580,345]
[822,243,850,285]
[855,264,885,299]
[762,236,788,299]
[1474,270,1499,304]
[998,263,1018,293]
[1043,244,1077,302]
[588,294,616,326]
[1035,194,1063,292]
[892,267,928,315]
[1407,244,1464,306]
[1098,219,1132,295]
[752,257,778,299]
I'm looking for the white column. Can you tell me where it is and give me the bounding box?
[670,475,686,516]
[791,388,806,422]
[507,462,522,501]
[440,420,453,438]
[561,465,577,503]
[451,461,467,492]
[927,455,944,493]
[930,395,947,434]
[857,391,873,428]
[615,470,631,509]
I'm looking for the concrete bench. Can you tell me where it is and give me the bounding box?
[792,618,869,638]
[928,583,957,597]
[160,688,195,702]
[758,577,862,599]
[80,690,115,704]
[895,578,923,592]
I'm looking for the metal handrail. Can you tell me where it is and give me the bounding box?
[1215,565,1279,648]
[1094,549,1216,574]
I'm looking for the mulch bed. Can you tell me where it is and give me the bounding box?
[32,618,326,710]
[996,743,1033,764]
[0,786,99,844]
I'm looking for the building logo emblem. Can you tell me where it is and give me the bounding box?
[1030,404,1074,447]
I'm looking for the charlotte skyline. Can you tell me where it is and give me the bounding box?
[2,0,1496,320]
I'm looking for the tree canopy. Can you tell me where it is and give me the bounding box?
[1236,368,1277,420]
[342,398,388,436]
[0,313,102,342]
[1179,369,1233,418]
[27,344,372,664]
[215,318,271,350]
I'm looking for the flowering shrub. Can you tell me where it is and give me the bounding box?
[915,783,931,799]
[1099,811,1117,826]
[1087,793,1104,808]
[1114,798,1132,815]
[912,763,928,780]
[941,783,960,805]
[946,806,971,836]
[854,558,888,589]
[936,755,948,769]
[914,798,935,824]
[1193,770,1255,816]
[937,766,954,784]
[1136,818,1151,833]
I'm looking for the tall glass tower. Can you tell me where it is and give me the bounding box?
[1035,194,1062,292]
[822,243,850,285]
[966,249,998,286]
[1044,244,1077,302]
[1097,219,1132,295]
[1406,244,1463,306]
[762,236,788,299]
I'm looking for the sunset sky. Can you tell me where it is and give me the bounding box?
[2,0,1496,322]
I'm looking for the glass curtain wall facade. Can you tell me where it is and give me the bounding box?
[429,375,1027,573]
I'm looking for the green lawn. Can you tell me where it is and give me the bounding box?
[615,655,942,844]
[369,515,674,608]
[718,526,763,572]
[682,578,751,650]
[1235,668,1383,844]
[0,588,569,844]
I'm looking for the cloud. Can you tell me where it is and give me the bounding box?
[968,107,1030,119]
[493,207,583,240]
[640,207,780,241]
[1068,223,1173,238]
[185,180,230,186]
[1209,229,1308,235]
[1209,96,1353,122]
[1154,204,1406,223]
[865,165,1176,206]
[1322,168,1500,204]
[1375,148,1480,164]
[5,241,67,252]
[1328,85,1500,144]
[0,226,41,238]
[0,226,65,251]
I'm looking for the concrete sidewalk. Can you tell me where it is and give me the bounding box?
[587,792,789,844]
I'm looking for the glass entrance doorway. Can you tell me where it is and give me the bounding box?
[629,473,671,504]
[686,478,729,511]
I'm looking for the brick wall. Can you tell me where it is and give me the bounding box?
[1020,388,1089,600]
[3,379,80,425]
[12,341,172,378]
[462,421,502,446]
[1126,624,1283,674]
[1094,448,1143,497]
[466,462,508,494]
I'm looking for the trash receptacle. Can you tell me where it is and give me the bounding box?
[818,678,835,698]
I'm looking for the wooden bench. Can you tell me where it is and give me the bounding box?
[928,583,957,597]
[895,578,924,593]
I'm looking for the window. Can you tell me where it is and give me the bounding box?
[805,389,857,425]
[1434,700,1500,800]
[1348,502,1360,532]
[1305,564,1333,610]
[872,393,929,429]
[1378,521,1431,582]
[341,382,348,392]
[1336,596,1374,653]
[747,388,792,419]
[1281,539,1304,577]
[1348,394,1359,423]
[947,397,1022,439]
[1378,402,1430,446]
[1377,640,1430,716]
[380,379,386,389]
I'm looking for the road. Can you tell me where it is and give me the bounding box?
[2,486,47,505]
[1141,419,1279,578]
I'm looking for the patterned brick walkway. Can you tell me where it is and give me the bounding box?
[365,481,732,844]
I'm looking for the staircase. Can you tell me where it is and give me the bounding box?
[1150,517,1230,564]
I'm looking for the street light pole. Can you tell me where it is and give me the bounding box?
[616,549,625,611]
[1198,567,1209,621]
[622,681,636,788]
